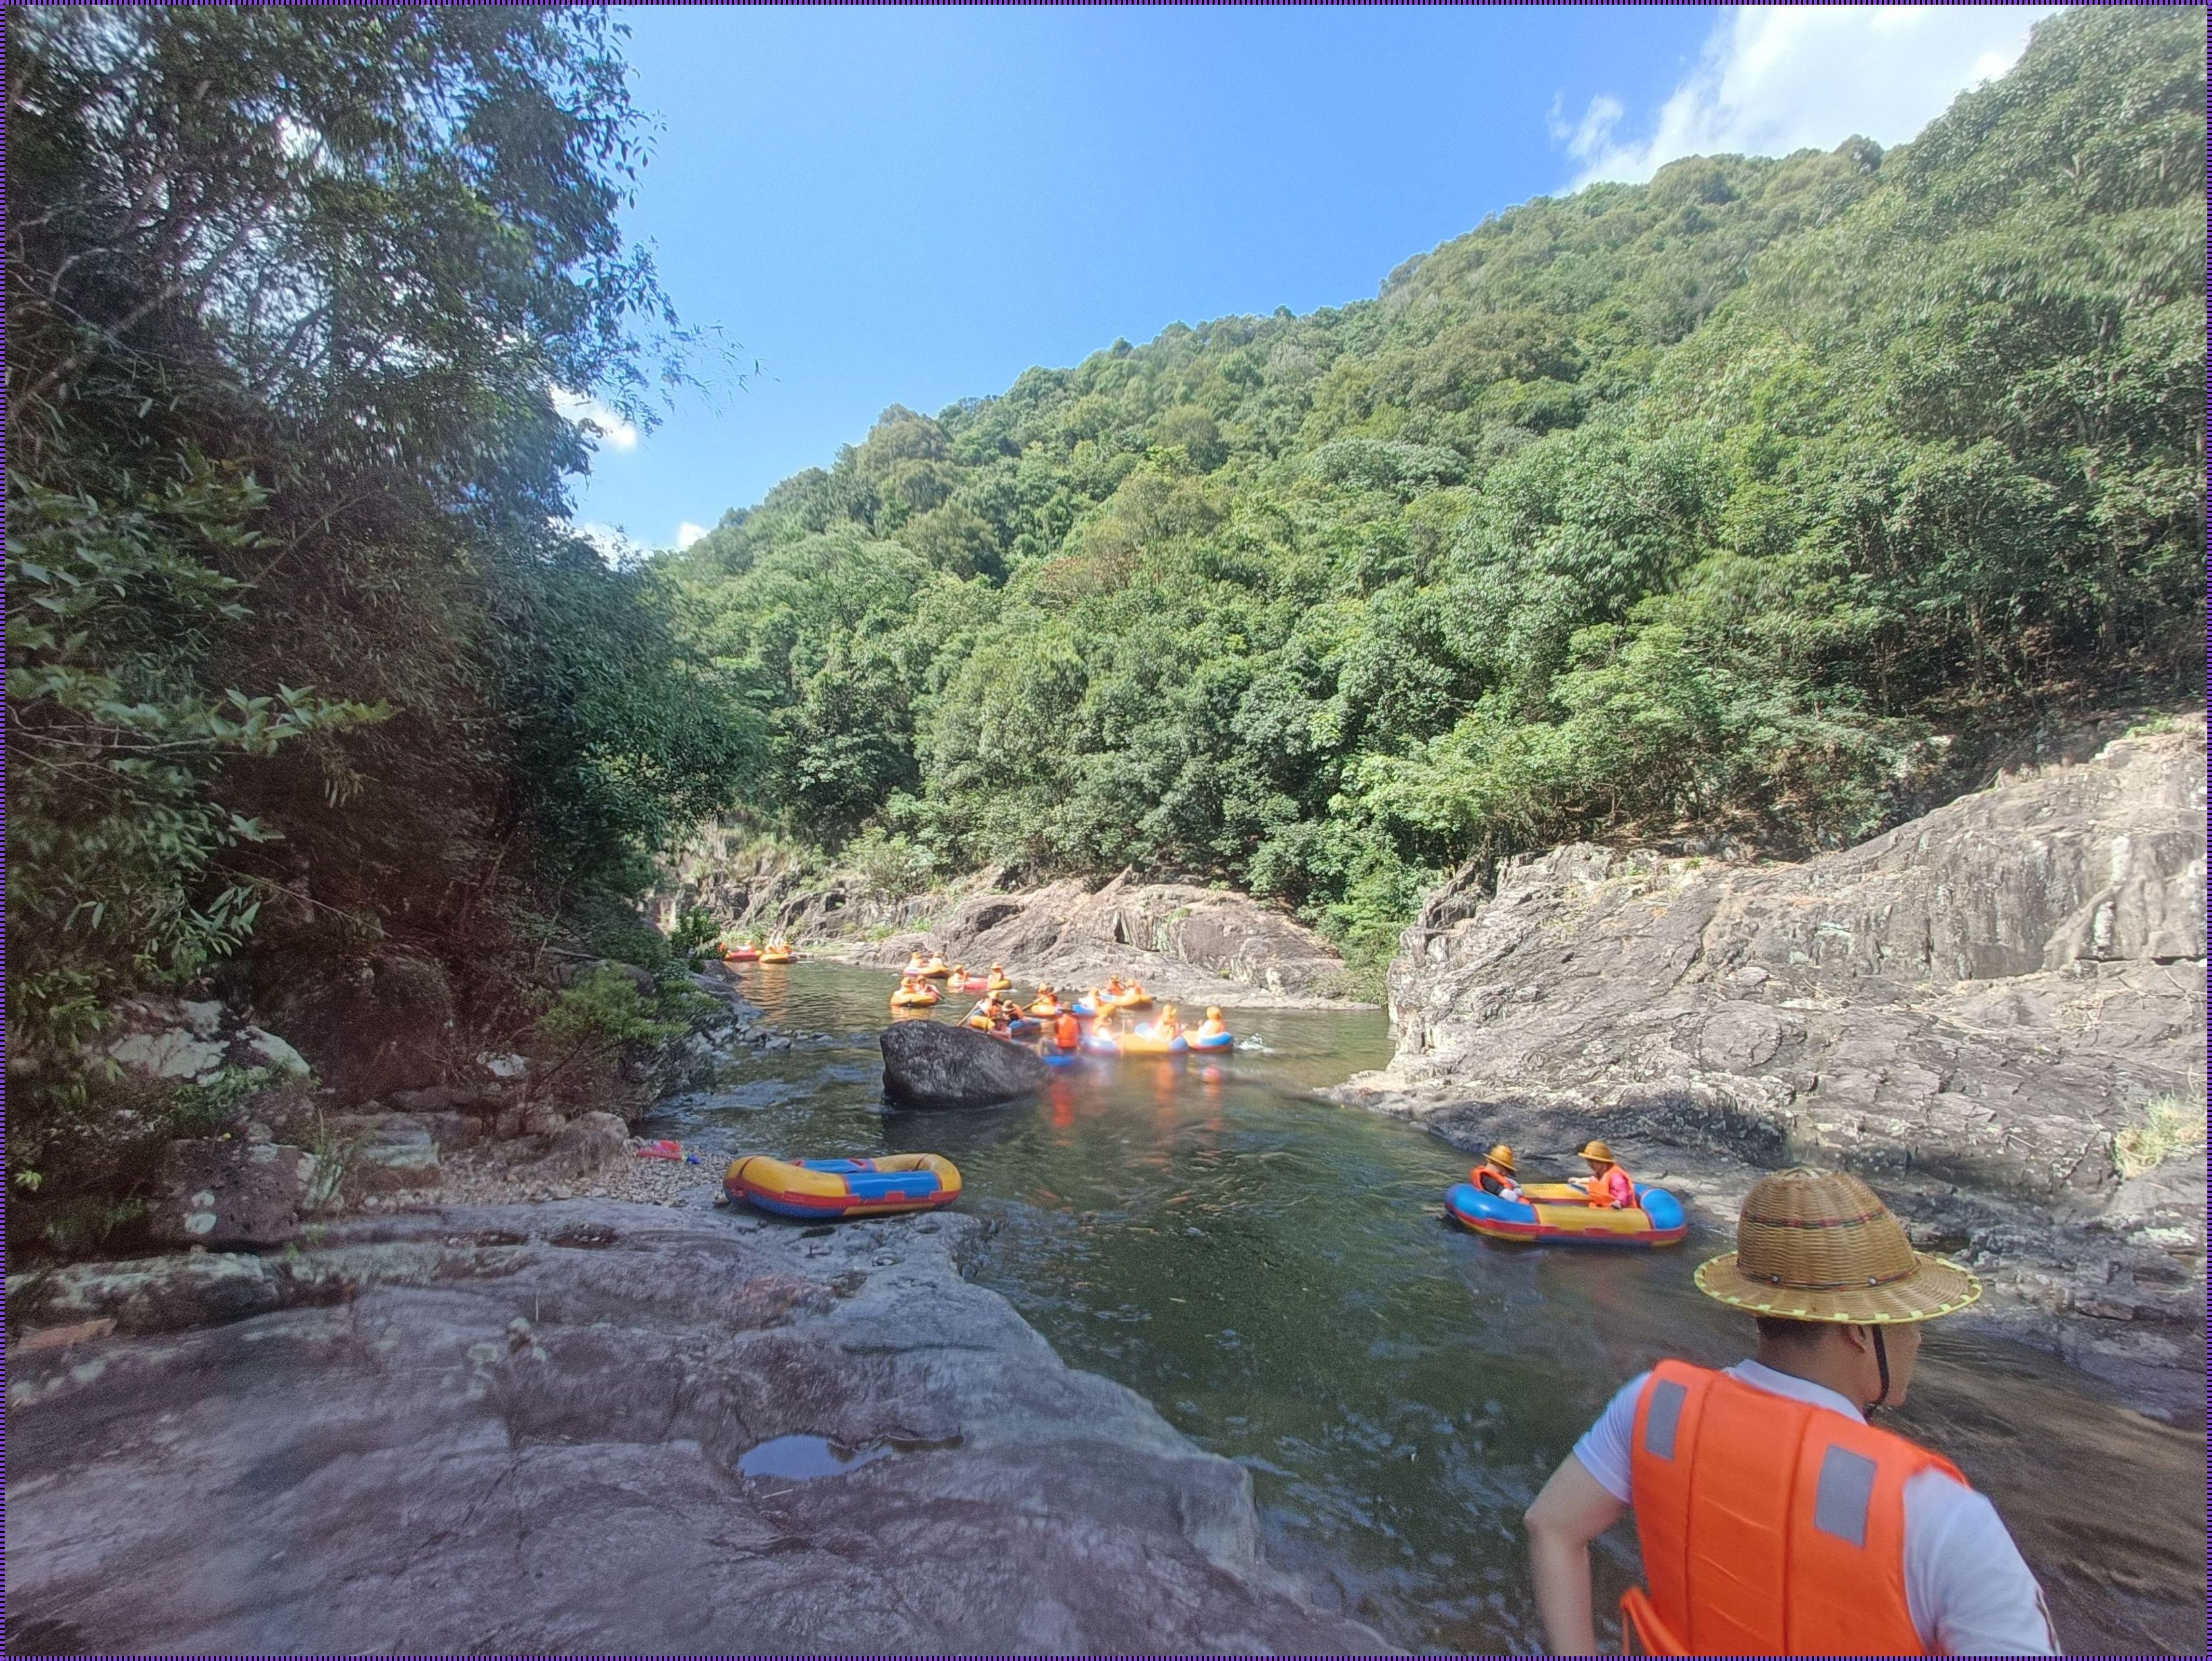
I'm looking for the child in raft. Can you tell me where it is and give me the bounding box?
[905,950,929,977]
[1568,1139,1636,1209]
[1470,1144,1525,1204]
[1196,1007,1229,1042]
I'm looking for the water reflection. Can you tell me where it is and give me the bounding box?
[657,961,2205,1656]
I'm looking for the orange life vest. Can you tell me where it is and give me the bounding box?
[1588,1162,1636,1208]
[1473,1165,1513,1195]
[1054,1013,1080,1050]
[1622,1359,1963,1657]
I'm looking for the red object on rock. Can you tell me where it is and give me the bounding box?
[634,1139,684,1161]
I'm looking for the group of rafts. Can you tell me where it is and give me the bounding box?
[719,934,796,965]
[719,942,1684,1249]
[888,953,1233,1058]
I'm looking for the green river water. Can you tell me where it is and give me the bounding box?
[651,961,2205,1656]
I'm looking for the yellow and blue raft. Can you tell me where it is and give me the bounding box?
[725,1152,962,1220]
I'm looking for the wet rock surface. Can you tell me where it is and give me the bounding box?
[1344,725,2208,1411]
[3,1200,1387,1656]
[881,1018,1052,1108]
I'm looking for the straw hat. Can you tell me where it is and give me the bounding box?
[1695,1167,1982,1324]
[1576,1139,1616,1164]
[1485,1143,1518,1175]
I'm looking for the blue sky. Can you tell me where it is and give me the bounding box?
[567,5,2053,555]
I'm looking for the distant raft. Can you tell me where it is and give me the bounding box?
[725,1153,962,1220]
[1444,1181,1687,1247]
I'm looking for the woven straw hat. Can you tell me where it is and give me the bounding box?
[1696,1167,1982,1324]
[1485,1144,1518,1174]
[1576,1139,1615,1164]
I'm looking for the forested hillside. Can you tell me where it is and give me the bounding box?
[5,8,752,1243]
[661,4,2205,967]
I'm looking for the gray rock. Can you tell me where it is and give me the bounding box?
[530,1111,629,1179]
[148,1138,317,1247]
[101,1029,228,1083]
[325,1114,440,1193]
[3,1202,1386,1656]
[881,1021,1051,1109]
[233,1025,310,1075]
[1345,725,2208,1403]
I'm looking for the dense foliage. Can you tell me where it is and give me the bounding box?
[662,5,2205,965]
[6,7,752,1239]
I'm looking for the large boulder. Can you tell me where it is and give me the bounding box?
[149,1138,318,1247]
[880,1021,1050,1109]
[529,1110,630,1179]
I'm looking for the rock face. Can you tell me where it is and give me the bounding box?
[1343,725,2207,1401]
[843,872,1361,1007]
[666,844,1364,1007]
[147,1138,317,1247]
[2,1200,1387,1656]
[881,1020,1051,1109]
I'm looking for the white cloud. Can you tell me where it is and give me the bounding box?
[1549,91,1626,163]
[676,522,708,550]
[1558,5,2059,188]
[549,385,639,452]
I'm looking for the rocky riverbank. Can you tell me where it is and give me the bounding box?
[5,1193,1389,1656]
[1340,721,2208,1415]
[664,847,1373,1009]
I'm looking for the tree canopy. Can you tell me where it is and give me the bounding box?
[660,5,2205,967]
[6,5,753,1239]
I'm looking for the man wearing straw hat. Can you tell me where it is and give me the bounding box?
[1524,1166,2057,1655]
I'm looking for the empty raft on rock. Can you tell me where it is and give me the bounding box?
[725,1153,962,1220]
[1445,1181,1686,1247]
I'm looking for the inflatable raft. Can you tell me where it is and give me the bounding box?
[1445,1181,1686,1247]
[1189,1030,1233,1051]
[725,1153,962,1220]
[723,944,760,962]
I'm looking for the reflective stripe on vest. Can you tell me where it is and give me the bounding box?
[1624,1359,1965,1656]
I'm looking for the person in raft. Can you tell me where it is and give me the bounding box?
[1567,1138,1636,1208]
[1196,1007,1229,1042]
[1524,1166,2057,1656]
[1469,1144,1524,1202]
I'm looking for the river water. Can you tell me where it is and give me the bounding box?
[652,961,2205,1656]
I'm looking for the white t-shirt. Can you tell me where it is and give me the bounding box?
[1573,1359,2059,1656]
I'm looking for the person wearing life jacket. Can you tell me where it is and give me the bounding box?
[1053,1010,1080,1051]
[1196,1007,1229,1040]
[904,951,929,976]
[1470,1144,1522,1202]
[1523,1166,2057,1657]
[1569,1139,1636,1209]
[1157,1005,1183,1041]
[1028,984,1061,1019]
[988,962,1013,992]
